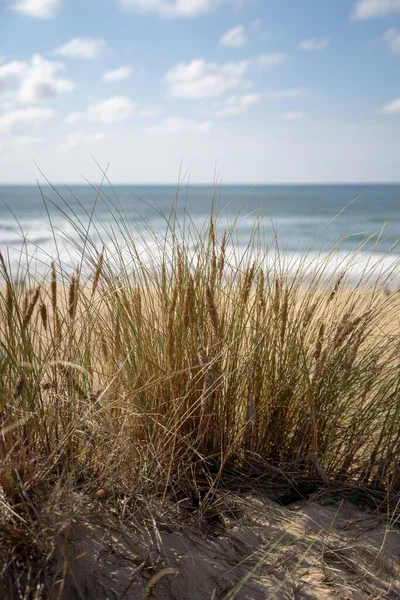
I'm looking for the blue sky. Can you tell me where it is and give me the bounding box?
[1,0,400,183]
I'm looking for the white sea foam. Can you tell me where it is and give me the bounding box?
[1,184,400,289]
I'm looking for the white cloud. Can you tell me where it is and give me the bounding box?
[0,135,43,153]
[217,93,261,116]
[55,38,106,60]
[11,0,61,19]
[165,55,286,100]
[220,25,246,48]
[0,106,55,134]
[165,58,249,98]
[149,116,211,134]
[0,54,73,103]
[102,65,132,82]
[379,97,400,114]
[383,29,400,53]
[59,132,105,152]
[298,37,330,51]
[66,96,135,124]
[264,89,305,100]
[352,0,400,20]
[256,53,287,69]
[12,135,43,145]
[138,107,163,117]
[283,111,305,120]
[118,0,217,18]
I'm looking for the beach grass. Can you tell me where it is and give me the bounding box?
[1,181,400,597]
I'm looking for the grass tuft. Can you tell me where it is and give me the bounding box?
[1,183,400,596]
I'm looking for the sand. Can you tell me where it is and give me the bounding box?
[11,490,397,600]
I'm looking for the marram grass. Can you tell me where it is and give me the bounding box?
[1,184,400,595]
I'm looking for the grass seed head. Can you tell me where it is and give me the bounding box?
[92,248,104,296]
[14,373,26,399]
[22,287,40,329]
[68,274,78,321]
[39,301,48,331]
[51,262,57,314]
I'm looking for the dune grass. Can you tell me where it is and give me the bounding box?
[1,181,400,595]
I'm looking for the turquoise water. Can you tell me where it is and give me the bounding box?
[1,184,400,284]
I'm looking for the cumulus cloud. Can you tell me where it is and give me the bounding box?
[216,93,261,116]
[264,89,305,100]
[102,66,132,82]
[65,96,135,124]
[383,29,400,53]
[118,0,217,18]
[379,97,400,114]
[283,111,305,120]
[165,58,249,98]
[0,106,55,134]
[352,0,400,20]
[298,37,330,51]
[256,53,287,69]
[55,37,106,59]
[11,0,61,19]
[0,54,73,103]
[59,132,105,152]
[165,55,285,100]
[220,25,246,48]
[149,116,211,134]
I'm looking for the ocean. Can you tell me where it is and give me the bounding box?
[1,184,400,286]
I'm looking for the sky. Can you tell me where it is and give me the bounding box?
[0,0,400,184]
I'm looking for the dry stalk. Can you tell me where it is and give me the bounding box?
[5,281,13,342]
[280,288,289,345]
[22,292,28,317]
[342,334,361,386]
[218,231,226,284]
[241,262,255,305]
[167,282,179,366]
[329,273,345,302]
[114,312,122,358]
[206,284,219,337]
[176,246,184,291]
[197,335,213,411]
[51,262,57,316]
[313,323,325,362]
[161,263,167,298]
[100,331,109,361]
[22,287,40,329]
[133,287,142,331]
[50,262,62,348]
[256,269,265,307]
[39,301,48,332]
[14,373,26,399]
[55,311,62,347]
[334,317,361,348]
[60,366,86,400]
[247,392,256,431]
[92,248,104,297]
[0,253,14,343]
[68,274,78,321]
[183,275,195,329]
[304,301,317,329]
[273,278,281,317]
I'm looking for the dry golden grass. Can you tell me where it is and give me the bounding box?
[1,188,400,597]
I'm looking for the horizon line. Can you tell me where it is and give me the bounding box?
[1,181,400,187]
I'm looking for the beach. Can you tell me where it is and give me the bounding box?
[1,188,400,597]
